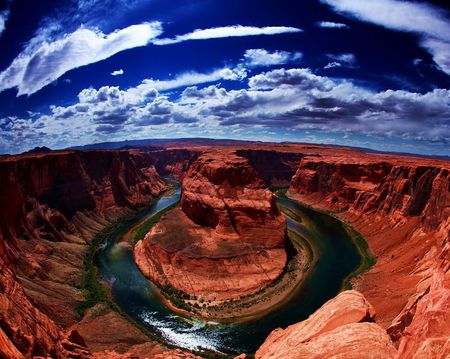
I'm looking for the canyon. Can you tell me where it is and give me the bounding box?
[0,141,448,358]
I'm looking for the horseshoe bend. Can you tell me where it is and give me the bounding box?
[134,151,289,306]
[0,141,448,359]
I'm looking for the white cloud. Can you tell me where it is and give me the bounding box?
[317,21,349,28]
[153,25,302,45]
[0,9,9,36]
[324,61,341,69]
[111,69,124,76]
[324,53,356,69]
[1,67,449,155]
[135,67,247,92]
[0,22,162,96]
[321,0,450,74]
[243,49,302,67]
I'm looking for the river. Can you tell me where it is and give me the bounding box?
[95,186,361,355]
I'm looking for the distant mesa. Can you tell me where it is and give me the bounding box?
[22,146,52,154]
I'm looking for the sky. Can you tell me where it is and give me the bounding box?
[0,0,449,156]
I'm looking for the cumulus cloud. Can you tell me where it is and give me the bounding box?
[111,69,124,76]
[0,22,162,96]
[153,25,302,45]
[180,68,450,146]
[317,21,348,28]
[1,67,449,154]
[243,49,302,67]
[321,0,450,74]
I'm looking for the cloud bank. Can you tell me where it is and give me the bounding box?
[321,0,450,75]
[2,66,448,154]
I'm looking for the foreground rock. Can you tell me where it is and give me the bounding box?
[256,290,397,359]
[135,151,287,301]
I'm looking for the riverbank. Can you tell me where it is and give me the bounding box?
[283,189,377,291]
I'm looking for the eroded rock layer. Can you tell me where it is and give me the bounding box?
[289,152,450,358]
[0,150,167,358]
[135,151,287,300]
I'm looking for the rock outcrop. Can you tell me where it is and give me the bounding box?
[0,150,167,358]
[289,152,450,357]
[135,151,287,300]
[256,290,397,359]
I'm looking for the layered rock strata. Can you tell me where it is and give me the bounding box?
[289,153,450,357]
[0,150,167,358]
[135,151,287,300]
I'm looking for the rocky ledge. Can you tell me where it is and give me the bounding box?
[255,290,398,359]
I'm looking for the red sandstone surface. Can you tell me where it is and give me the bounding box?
[0,150,169,358]
[255,290,398,359]
[288,148,450,358]
[135,151,287,300]
[0,141,449,358]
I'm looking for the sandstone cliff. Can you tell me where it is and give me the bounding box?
[236,149,303,187]
[135,151,287,301]
[0,150,167,358]
[289,152,450,358]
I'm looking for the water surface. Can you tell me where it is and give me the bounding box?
[96,188,361,354]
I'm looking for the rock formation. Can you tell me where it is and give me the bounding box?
[289,151,450,357]
[135,151,287,301]
[0,150,167,358]
[255,290,398,359]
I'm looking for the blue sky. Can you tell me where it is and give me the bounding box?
[0,0,449,155]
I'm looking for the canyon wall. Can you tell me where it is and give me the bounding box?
[289,152,450,358]
[149,148,201,179]
[135,151,287,301]
[236,149,303,187]
[0,150,168,358]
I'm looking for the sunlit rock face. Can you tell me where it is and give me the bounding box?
[255,290,398,359]
[289,152,450,358]
[135,151,287,300]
